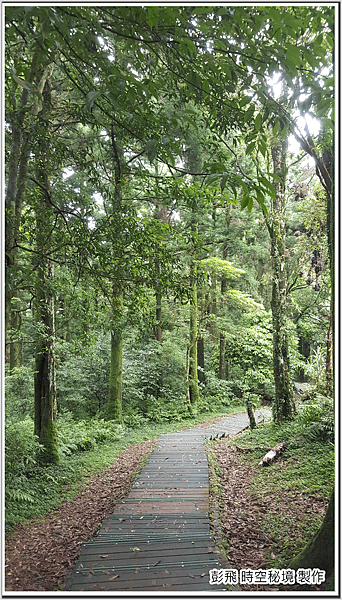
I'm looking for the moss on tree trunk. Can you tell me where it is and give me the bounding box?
[197,336,205,384]
[107,291,123,423]
[269,135,295,421]
[33,73,59,465]
[189,261,199,408]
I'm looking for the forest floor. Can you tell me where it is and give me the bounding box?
[208,434,329,593]
[5,413,329,593]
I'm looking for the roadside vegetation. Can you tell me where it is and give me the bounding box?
[209,393,334,582]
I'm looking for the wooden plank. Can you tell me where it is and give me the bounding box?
[72,545,220,566]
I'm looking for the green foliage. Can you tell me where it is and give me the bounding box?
[122,336,186,417]
[199,257,244,279]
[5,418,44,525]
[227,411,334,569]
[303,345,327,393]
[56,335,110,418]
[144,394,189,423]
[5,417,42,475]
[226,315,274,391]
[201,372,245,409]
[297,394,334,443]
[5,365,34,419]
[57,411,125,457]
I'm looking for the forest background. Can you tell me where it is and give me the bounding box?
[3,3,336,585]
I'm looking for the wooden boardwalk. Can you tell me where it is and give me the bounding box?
[65,409,270,592]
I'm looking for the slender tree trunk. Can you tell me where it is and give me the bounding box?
[185,344,194,417]
[269,136,295,421]
[219,246,228,380]
[155,263,162,343]
[6,46,50,367]
[219,333,226,380]
[324,145,333,398]
[106,124,124,422]
[189,261,199,408]
[107,289,123,423]
[33,74,59,464]
[209,274,218,342]
[197,336,205,384]
[9,127,31,370]
[326,310,333,396]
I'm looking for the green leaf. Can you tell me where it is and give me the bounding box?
[240,95,251,108]
[244,104,255,123]
[272,118,280,136]
[254,113,262,132]
[145,139,157,163]
[259,176,276,199]
[241,194,249,209]
[85,90,100,111]
[258,140,267,157]
[206,174,220,186]
[246,142,256,155]
[202,79,210,94]
[220,173,228,192]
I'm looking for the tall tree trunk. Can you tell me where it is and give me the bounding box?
[189,261,199,408]
[324,144,333,398]
[185,344,194,417]
[326,310,333,396]
[155,287,162,343]
[218,205,231,380]
[5,47,42,366]
[107,289,123,423]
[197,336,205,384]
[269,136,295,421]
[219,242,228,380]
[33,74,59,464]
[219,333,226,381]
[209,274,218,342]
[106,123,124,422]
[154,190,167,344]
[9,127,32,370]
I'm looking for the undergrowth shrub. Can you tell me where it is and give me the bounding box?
[56,336,110,419]
[5,417,42,475]
[5,418,44,525]
[5,365,34,419]
[57,411,125,457]
[122,337,186,417]
[144,394,189,422]
[201,372,244,409]
[298,394,334,443]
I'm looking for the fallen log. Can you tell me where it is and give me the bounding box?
[259,436,303,466]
